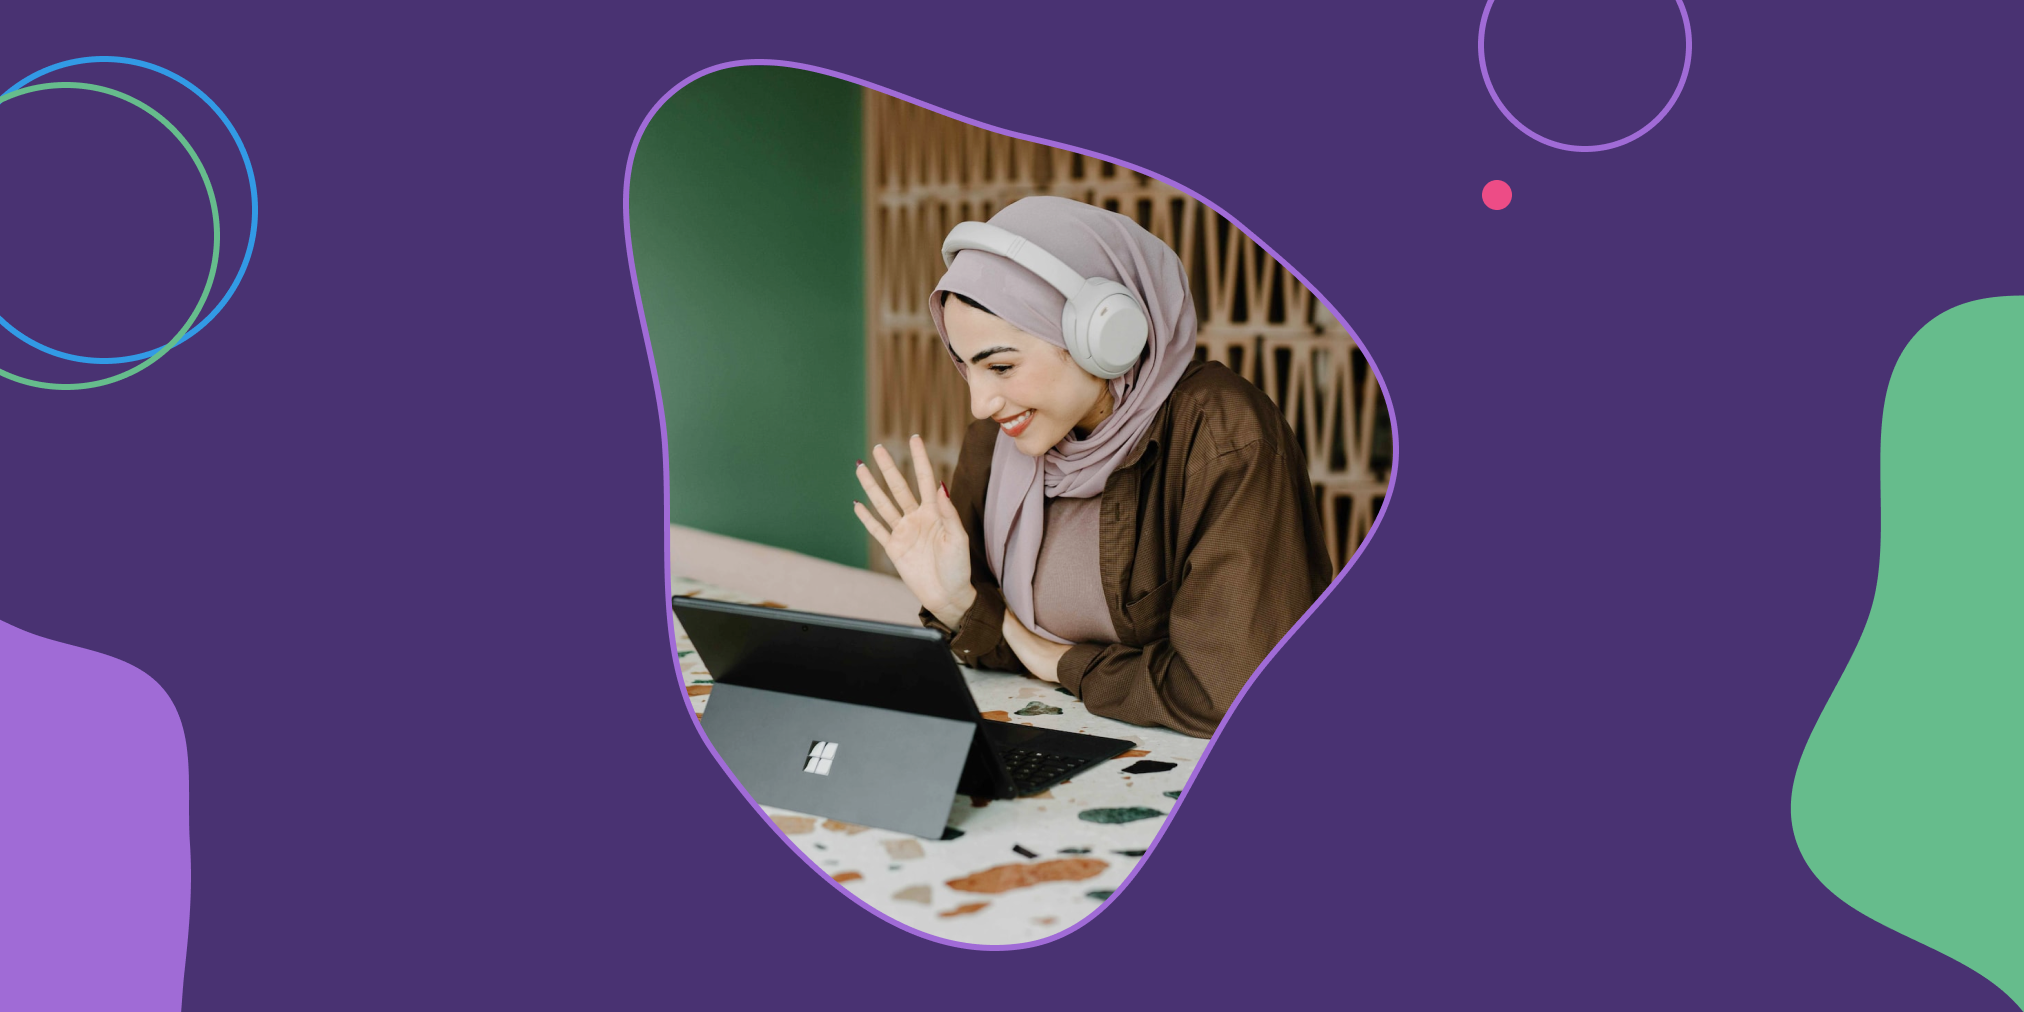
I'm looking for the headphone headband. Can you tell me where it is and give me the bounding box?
[940,221,1087,299]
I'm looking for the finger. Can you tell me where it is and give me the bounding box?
[851,500,892,549]
[872,442,919,513]
[908,434,938,507]
[856,461,903,527]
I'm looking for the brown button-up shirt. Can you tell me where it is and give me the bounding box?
[922,360,1334,738]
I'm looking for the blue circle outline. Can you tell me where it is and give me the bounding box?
[0,56,258,364]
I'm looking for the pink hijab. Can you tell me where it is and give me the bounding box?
[928,196,1197,643]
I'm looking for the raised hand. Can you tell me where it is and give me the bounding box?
[853,434,976,629]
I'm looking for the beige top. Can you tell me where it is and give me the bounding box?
[1031,494,1119,645]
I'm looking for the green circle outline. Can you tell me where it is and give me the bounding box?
[0,81,221,391]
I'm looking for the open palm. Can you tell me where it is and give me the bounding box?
[853,435,972,627]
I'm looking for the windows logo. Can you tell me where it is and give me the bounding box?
[803,741,838,775]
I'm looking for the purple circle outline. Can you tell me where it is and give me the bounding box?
[1478,0,1693,153]
[622,59,1400,952]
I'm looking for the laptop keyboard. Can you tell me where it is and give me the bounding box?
[1002,747,1087,795]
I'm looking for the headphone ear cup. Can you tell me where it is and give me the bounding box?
[1079,285,1149,379]
[1060,279,1149,379]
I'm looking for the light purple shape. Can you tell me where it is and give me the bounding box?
[0,618,190,1010]
[1478,0,1694,153]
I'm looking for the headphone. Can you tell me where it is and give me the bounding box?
[941,221,1150,380]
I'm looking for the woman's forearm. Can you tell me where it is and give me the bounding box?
[1000,610,1072,682]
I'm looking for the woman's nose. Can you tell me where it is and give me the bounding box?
[969,383,1002,421]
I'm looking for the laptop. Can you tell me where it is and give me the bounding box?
[674,596,1136,838]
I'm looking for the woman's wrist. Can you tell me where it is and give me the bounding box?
[928,583,977,630]
[1030,639,1071,683]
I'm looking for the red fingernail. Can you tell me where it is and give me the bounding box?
[856,459,863,467]
[941,483,949,496]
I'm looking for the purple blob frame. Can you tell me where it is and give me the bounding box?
[1478,0,1693,153]
[621,59,1400,952]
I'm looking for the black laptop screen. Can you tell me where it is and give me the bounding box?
[672,597,983,727]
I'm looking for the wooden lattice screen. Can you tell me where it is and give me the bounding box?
[863,91,1392,574]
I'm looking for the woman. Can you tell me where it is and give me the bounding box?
[852,196,1333,738]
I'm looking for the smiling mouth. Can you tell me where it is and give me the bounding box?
[996,409,1036,437]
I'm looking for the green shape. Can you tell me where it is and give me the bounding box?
[1792,296,2024,1002]
[1085,889,1113,901]
[628,66,867,567]
[0,81,221,391]
[1078,806,1165,825]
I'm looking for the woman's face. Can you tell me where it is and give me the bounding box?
[942,297,1108,456]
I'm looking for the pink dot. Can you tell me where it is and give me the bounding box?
[1482,179,1512,210]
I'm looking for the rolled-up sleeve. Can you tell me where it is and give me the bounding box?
[1054,436,1328,737]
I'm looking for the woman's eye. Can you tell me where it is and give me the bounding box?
[988,364,1012,375]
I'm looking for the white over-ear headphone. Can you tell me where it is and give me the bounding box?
[941,221,1149,380]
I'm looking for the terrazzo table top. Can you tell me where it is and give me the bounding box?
[673,577,1204,945]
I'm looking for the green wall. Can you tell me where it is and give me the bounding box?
[629,67,865,567]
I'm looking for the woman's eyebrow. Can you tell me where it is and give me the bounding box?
[968,345,1017,364]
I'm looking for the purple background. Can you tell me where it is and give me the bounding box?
[1,2,2019,1008]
